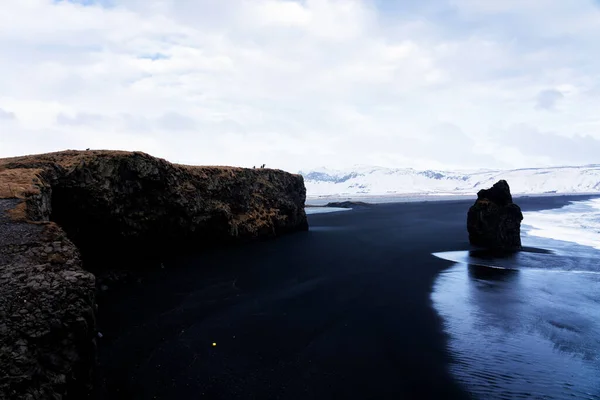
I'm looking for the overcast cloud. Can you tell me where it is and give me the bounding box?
[1,0,600,171]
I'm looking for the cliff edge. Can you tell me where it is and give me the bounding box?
[0,150,308,399]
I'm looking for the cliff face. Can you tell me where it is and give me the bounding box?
[49,151,308,268]
[0,150,308,399]
[467,180,523,251]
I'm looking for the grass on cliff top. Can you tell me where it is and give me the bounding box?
[0,150,285,172]
[0,150,138,170]
[0,149,293,201]
[0,150,134,201]
[0,150,300,226]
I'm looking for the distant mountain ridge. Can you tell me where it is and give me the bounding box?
[299,165,600,197]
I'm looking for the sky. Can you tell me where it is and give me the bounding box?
[1,0,600,172]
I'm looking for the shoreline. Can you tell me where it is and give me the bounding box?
[306,191,600,206]
[91,194,582,399]
[431,212,600,398]
[306,193,600,214]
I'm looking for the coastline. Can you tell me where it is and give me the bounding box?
[306,192,600,206]
[90,194,595,399]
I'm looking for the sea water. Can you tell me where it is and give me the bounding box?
[524,198,600,250]
[305,207,352,215]
[432,198,600,399]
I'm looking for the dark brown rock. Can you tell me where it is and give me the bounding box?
[0,150,308,399]
[0,199,96,400]
[467,180,523,251]
[49,152,308,269]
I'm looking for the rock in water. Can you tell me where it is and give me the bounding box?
[467,180,523,251]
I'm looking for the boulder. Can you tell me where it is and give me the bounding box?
[467,180,523,251]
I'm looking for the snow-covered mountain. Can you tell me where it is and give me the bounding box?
[299,165,600,197]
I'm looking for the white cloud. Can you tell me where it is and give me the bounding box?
[251,1,312,28]
[0,109,16,120]
[1,0,600,172]
[535,89,564,111]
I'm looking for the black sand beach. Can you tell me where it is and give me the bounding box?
[92,195,597,400]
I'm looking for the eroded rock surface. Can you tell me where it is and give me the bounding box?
[0,199,96,400]
[0,150,308,399]
[467,180,523,251]
[50,152,308,268]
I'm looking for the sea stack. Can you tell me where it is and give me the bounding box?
[467,180,523,251]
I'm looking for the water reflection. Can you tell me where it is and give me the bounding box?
[466,264,526,339]
[433,248,598,274]
[432,250,523,270]
[432,249,600,399]
[468,264,519,282]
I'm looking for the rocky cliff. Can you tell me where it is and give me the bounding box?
[467,180,523,251]
[0,150,308,399]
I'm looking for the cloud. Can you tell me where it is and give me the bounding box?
[0,0,599,171]
[535,89,563,110]
[56,112,106,126]
[0,108,16,120]
[156,112,197,131]
[494,124,600,166]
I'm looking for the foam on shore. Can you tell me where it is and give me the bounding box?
[523,198,600,250]
[305,207,352,215]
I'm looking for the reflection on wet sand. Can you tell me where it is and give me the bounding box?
[467,264,519,282]
[431,249,600,399]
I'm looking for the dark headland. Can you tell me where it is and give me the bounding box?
[0,150,308,400]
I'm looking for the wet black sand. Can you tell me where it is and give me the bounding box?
[92,195,597,400]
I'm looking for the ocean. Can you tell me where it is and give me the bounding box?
[305,207,352,215]
[432,197,600,399]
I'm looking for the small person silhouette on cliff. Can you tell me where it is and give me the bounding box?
[261,164,266,168]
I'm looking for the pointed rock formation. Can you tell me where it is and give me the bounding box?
[467,180,523,251]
